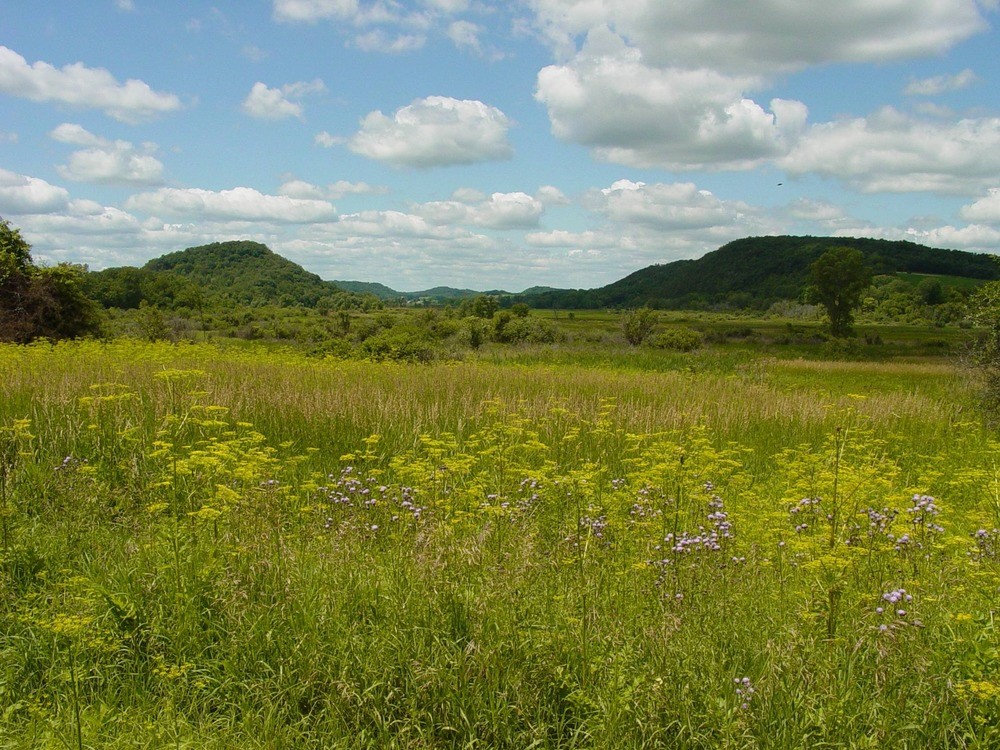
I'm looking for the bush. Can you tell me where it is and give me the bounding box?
[361,325,436,362]
[622,308,658,346]
[648,327,703,352]
[500,315,560,344]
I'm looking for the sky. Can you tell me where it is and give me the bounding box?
[1,1,999,292]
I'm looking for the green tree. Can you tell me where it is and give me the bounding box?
[969,280,1000,422]
[0,218,101,342]
[807,247,873,337]
[621,308,658,346]
[470,295,499,319]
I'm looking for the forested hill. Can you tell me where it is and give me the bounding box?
[521,236,1000,310]
[144,241,339,307]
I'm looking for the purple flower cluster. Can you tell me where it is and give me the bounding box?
[969,528,1000,561]
[875,588,913,632]
[734,677,755,710]
[628,485,664,522]
[650,490,735,586]
[317,467,383,508]
[789,497,822,534]
[908,494,944,534]
[54,455,87,472]
[318,468,425,532]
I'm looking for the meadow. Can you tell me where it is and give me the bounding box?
[1,331,999,748]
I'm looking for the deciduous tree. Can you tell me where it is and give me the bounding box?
[807,247,873,337]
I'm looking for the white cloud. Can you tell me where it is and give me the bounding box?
[0,45,182,123]
[272,0,429,28]
[314,131,344,147]
[781,107,1000,194]
[51,124,164,185]
[524,229,616,249]
[529,0,990,73]
[278,179,388,200]
[416,191,545,229]
[536,185,570,205]
[535,31,808,170]
[242,80,325,120]
[272,0,366,23]
[0,131,18,144]
[832,222,1000,251]
[424,0,470,12]
[448,20,482,52]
[116,0,135,11]
[125,186,338,223]
[960,188,1000,224]
[348,96,513,168]
[354,30,426,53]
[904,68,978,96]
[786,198,849,223]
[0,168,71,214]
[588,179,742,230]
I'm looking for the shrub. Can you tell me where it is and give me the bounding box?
[648,327,703,352]
[622,308,658,346]
[361,325,436,362]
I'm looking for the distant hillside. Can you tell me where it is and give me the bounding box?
[145,240,340,307]
[522,236,1000,310]
[331,280,403,300]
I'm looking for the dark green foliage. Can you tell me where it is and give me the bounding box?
[522,236,999,310]
[807,247,874,337]
[0,218,101,343]
[622,308,658,346]
[145,240,337,307]
[361,325,436,362]
[469,295,500,319]
[648,327,703,352]
[969,281,1000,422]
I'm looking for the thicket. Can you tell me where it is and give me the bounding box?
[0,218,100,343]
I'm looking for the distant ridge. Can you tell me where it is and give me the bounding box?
[521,235,999,309]
[145,240,341,306]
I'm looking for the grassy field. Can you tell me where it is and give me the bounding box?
[1,335,998,748]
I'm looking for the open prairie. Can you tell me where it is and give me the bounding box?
[1,336,998,748]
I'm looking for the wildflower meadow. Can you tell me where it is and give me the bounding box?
[1,339,998,748]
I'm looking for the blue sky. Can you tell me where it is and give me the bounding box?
[1,1,999,292]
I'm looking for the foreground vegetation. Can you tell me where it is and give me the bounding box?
[1,338,999,748]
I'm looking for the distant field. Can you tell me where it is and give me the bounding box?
[1,338,997,748]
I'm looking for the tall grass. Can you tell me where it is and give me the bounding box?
[1,340,998,748]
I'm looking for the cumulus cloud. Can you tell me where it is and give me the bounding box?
[781,107,1000,194]
[51,123,164,185]
[786,198,849,223]
[125,186,338,223]
[831,222,1000,251]
[587,179,743,230]
[278,178,388,200]
[536,185,570,205]
[417,191,545,229]
[904,68,978,96]
[348,96,513,168]
[0,45,182,123]
[535,30,808,170]
[242,79,325,120]
[529,0,990,73]
[524,229,616,249]
[0,168,71,214]
[960,188,1000,224]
